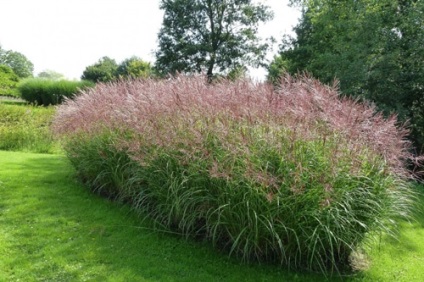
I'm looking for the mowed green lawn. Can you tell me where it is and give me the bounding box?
[0,150,423,281]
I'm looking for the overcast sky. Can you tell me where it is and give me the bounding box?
[0,0,301,80]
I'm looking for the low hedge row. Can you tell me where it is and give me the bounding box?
[18,78,94,106]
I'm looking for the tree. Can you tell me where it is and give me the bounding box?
[81,57,118,83]
[269,0,424,151]
[38,69,65,80]
[0,46,34,78]
[116,56,152,79]
[267,55,289,84]
[0,64,20,96]
[155,0,273,80]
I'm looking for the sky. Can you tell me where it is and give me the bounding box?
[0,0,301,80]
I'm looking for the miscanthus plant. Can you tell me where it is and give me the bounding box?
[53,75,420,274]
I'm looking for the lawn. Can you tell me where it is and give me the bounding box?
[0,150,423,281]
[0,150,330,281]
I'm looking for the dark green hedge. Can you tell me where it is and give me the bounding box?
[18,79,94,106]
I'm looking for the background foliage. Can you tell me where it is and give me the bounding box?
[0,65,20,97]
[82,56,153,82]
[0,45,34,78]
[81,56,118,83]
[37,69,65,80]
[115,56,152,79]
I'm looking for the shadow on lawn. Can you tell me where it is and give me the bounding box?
[1,152,373,281]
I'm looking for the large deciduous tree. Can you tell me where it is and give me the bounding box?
[81,57,118,83]
[155,0,273,80]
[0,45,34,78]
[269,0,424,152]
[116,56,152,79]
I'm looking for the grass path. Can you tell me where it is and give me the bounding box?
[0,150,423,281]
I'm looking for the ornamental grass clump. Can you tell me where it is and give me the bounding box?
[53,75,419,274]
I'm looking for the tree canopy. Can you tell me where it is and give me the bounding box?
[115,56,152,79]
[81,57,118,83]
[82,56,153,83]
[0,45,34,78]
[155,0,273,80]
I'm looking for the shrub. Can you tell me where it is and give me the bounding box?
[81,56,118,83]
[0,103,57,153]
[0,64,19,97]
[53,75,419,274]
[116,56,152,79]
[18,78,94,106]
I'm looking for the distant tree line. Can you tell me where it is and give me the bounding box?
[81,56,152,83]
